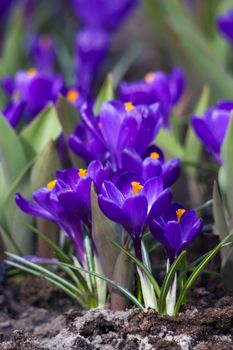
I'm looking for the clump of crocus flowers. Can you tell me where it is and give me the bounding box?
[13,67,216,315]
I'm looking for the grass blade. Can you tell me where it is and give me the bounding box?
[159,250,186,314]
[60,262,144,310]
[174,234,232,315]
[111,240,161,298]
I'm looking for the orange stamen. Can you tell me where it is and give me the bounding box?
[150,152,160,159]
[66,89,79,103]
[176,209,186,222]
[78,168,87,178]
[124,102,134,112]
[131,181,143,195]
[47,179,57,190]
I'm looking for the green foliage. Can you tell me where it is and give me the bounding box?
[94,74,114,115]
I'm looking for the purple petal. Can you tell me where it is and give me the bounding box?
[169,67,185,105]
[142,157,162,181]
[101,181,125,207]
[121,148,143,175]
[148,188,172,222]
[98,194,127,225]
[122,195,147,237]
[15,193,55,221]
[162,157,181,188]
[141,176,163,210]
[163,202,185,222]
[192,116,220,153]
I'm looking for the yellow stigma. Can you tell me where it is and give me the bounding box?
[131,181,143,195]
[150,152,160,159]
[66,89,79,103]
[176,209,186,222]
[47,179,57,190]
[124,102,134,112]
[144,72,155,83]
[27,68,37,77]
[78,168,87,178]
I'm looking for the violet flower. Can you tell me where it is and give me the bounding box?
[75,28,110,97]
[119,67,185,127]
[150,202,203,262]
[16,161,111,264]
[192,100,233,164]
[2,68,63,127]
[216,9,233,44]
[122,145,181,188]
[69,101,162,171]
[98,173,172,260]
[72,0,138,32]
[30,35,56,75]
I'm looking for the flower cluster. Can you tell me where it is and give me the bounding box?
[16,65,203,269]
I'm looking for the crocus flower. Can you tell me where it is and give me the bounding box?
[72,0,139,32]
[30,35,56,75]
[192,101,233,164]
[2,68,63,127]
[69,101,162,171]
[119,67,185,127]
[216,9,233,44]
[16,161,111,264]
[98,173,172,260]
[75,28,110,97]
[122,145,181,188]
[150,202,203,262]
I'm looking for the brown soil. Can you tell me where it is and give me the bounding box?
[0,274,232,349]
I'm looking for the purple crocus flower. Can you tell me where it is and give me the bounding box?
[75,28,110,97]
[216,9,233,44]
[192,100,233,164]
[16,161,111,264]
[72,0,138,32]
[2,68,63,127]
[69,101,162,171]
[119,67,185,127]
[122,145,181,188]
[150,202,203,262]
[30,35,56,75]
[98,173,172,260]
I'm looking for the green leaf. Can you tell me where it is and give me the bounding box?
[0,114,27,188]
[94,74,114,115]
[56,94,85,168]
[110,247,134,311]
[157,0,233,100]
[56,94,80,137]
[91,184,120,281]
[111,240,161,298]
[112,44,143,87]
[159,250,186,314]
[183,85,210,176]
[0,7,24,76]
[155,128,183,159]
[213,181,229,241]
[30,140,61,191]
[19,105,62,160]
[60,262,144,310]
[174,234,232,315]
[213,182,233,291]
[6,254,86,306]
[220,114,233,216]
[6,252,86,306]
